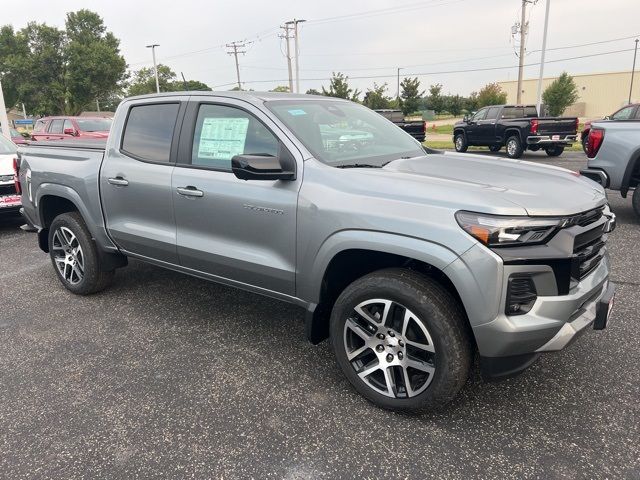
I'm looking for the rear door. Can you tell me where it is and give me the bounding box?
[47,119,65,141]
[100,99,186,263]
[171,98,301,295]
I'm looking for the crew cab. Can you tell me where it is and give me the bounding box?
[31,116,112,141]
[374,109,426,142]
[17,92,615,412]
[581,119,640,218]
[453,105,578,158]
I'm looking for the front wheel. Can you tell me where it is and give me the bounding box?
[505,135,523,159]
[330,268,472,412]
[545,145,565,157]
[48,212,114,295]
[633,188,640,220]
[454,133,468,152]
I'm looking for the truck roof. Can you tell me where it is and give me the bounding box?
[124,91,343,104]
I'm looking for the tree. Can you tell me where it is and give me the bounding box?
[444,94,465,116]
[475,83,507,107]
[542,72,579,116]
[400,77,424,115]
[270,85,290,92]
[305,88,322,95]
[362,83,391,110]
[0,10,127,115]
[127,65,211,96]
[425,83,444,114]
[322,72,360,101]
[465,92,479,112]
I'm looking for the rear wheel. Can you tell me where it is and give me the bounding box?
[505,135,523,159]
[454,133,468,153]
[545,145,565,157]
[633,188,640,220]
[330,268,471,412]
[48,212,114,295]
[489,145,501,152]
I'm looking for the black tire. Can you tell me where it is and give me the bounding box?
[489,145,501,152]
[505,135,523,159]
[545,145,565,157]
[454,133,468,152]
[330,268,472,412]
[48,212,114,295]
[633,188,640,220]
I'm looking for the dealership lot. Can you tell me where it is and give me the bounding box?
[0,151,638,479]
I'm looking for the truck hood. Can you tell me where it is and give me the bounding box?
[365,152,607,216]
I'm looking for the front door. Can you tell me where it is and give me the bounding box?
[466,108,488,143]
[171,99,301,295]
[100,100,184,264]
[475,106,500,145]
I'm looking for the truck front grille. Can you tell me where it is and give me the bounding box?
[572,221,606,281]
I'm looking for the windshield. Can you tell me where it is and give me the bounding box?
[76,118,112,132]
[0,134,17,154]
[266,100,424,166]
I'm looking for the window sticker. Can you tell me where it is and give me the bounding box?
[287,109,307,116]
[197,117,249,160]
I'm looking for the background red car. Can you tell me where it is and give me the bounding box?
[0,127,27,145]
[581,103,640,152]
[31,116,112,141]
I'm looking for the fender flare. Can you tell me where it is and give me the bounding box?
[620,146,640,198]
[504,128,523,144]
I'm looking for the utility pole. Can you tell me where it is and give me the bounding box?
[146,44,160,94]
[280,24,294,93]
[22,103,27,119]
[0,79,10,141]
[397,67,403,104]
[629,39,639,104]
[95,99,100,112]
[515,0,535,104]
[535,0,551,115]
[180,72,188,91]
[226,41,247,90]
[286,19,306,93]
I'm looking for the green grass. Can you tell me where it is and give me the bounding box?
[424,140,584,152]
[424,124,454,135]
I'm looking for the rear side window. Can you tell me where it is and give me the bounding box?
[524,106,538,117]
[34,120,47,132]
[49,119,64,134]
[122,103,180,163]
[502,107,524,119]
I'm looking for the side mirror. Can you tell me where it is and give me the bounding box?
[232,153,296,181]
[603,115,611,120]
[63,127,76,135]
[463,115,469,122]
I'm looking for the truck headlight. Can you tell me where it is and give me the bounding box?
[455,211,566,247]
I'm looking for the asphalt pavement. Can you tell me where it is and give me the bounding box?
[0,151,638,479]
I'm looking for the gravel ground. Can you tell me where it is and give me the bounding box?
[0,151,638,479]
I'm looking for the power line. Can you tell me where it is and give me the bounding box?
[214,47,636,87]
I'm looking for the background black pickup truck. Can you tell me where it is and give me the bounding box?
[453,105,578,158]
[375,109,426,142]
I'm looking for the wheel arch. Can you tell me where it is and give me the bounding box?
[620,146,640,198]
[301,231,471,345]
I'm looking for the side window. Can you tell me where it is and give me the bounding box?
[49,119,64,134]
[485,107,501,120]
[191,104,279,171]
[63,119,74,133]
[121,103,180,163]
[34,120,47,133]
[471,109,487,122]
[501,107,524,119]
[524,106,538,117]
[611,106,635,120]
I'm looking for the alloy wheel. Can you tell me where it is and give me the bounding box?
[455,136,463,151]
[507,139,517,156]
[343,299,436,398]
[51,226,85,285]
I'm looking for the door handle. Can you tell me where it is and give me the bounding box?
[176,186,204,197]
[107,177,129,186]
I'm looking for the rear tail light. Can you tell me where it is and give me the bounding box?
[575,118,580,132]
[587,128,605,158]
[423,121,427,134]
[13,157,21,195]
[530,119,539,135]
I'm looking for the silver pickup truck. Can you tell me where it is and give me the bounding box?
[17,92,616,411]
[581,119,640,218]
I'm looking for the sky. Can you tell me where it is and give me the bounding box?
[3,0,640,97]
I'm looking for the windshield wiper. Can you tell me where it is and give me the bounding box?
[335,164,382,169]
[381,156,414,167]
